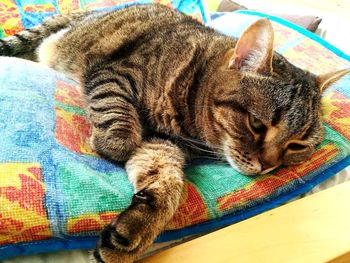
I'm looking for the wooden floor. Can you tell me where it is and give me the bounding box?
[140,181,350,263]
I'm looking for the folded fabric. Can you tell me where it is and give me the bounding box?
[217,0,322,32]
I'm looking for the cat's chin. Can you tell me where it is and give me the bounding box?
[223,144,262,175]
[225,155,261,176]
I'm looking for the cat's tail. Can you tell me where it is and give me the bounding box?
[0,12,89,60]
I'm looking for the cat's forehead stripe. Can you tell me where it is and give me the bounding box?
[214,98,247,113]
[271,106,283,126]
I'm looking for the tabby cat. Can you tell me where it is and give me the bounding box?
[0,4,349,263]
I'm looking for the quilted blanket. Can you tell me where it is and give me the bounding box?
[1,7,350,261]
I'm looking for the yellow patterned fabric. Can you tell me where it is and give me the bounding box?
[0,164,52,245]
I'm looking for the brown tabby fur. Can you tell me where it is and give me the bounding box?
[1,4,349,263]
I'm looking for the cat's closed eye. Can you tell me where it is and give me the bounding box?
[286,141,309,152]
[282,141,313,165]
[248,113,267,134]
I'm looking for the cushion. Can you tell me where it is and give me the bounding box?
[217,0,322,32]
[1,10,350,260]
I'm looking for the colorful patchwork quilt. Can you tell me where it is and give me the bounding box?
[0,0,209,39]
[1,5,350,261]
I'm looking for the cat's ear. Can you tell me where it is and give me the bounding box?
[228,18,274,74]
[316,68,350,92]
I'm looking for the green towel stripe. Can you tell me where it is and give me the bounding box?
[54,101,87,116]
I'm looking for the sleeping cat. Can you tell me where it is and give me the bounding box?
[0,4,349,263]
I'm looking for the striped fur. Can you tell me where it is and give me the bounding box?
[1,4,349,262]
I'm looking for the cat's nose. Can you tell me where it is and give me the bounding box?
[259,146,280,174]
[259,158,279,174]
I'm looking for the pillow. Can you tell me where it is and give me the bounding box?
[1,11,350,260]
[0,0,210,38]
[216,0,322,32]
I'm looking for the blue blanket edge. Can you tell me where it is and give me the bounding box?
[2,10,350,260]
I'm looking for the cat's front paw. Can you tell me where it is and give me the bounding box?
[92,139,185,263]
[92,190,161,263]
[92,223,142,263]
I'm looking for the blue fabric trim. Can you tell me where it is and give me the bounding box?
[235,10,350,62]
[198,0,210,23]
[0,237,97,260]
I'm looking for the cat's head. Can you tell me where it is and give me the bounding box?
[200,19,350,175]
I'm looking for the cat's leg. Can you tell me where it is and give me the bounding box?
[93,139,185,263]
[86,70,142,161]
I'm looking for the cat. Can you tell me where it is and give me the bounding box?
[0,4,349,263]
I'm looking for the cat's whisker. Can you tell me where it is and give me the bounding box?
[194,156,225,161]
[176,135,225,152]
[181,140,223,156]
[284,170,306,184]
[182,141,226,158]
[265,171,306,184]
